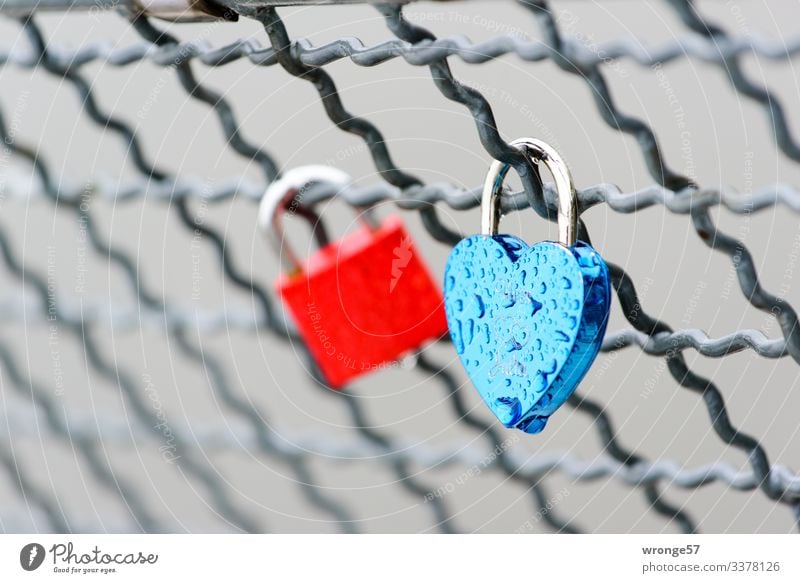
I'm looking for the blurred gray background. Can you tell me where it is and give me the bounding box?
[0,0,798,533]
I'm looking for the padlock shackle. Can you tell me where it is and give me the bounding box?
[481,138,578,248]
[259,165,378,274]
[289,203,332,248]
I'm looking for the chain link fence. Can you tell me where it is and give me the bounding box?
[0,0,799,533]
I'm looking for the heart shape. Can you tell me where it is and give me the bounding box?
[444,235,611,434]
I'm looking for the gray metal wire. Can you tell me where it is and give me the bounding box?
[0,0,798,533]
[5,392,800,494]
[0,295,791,358]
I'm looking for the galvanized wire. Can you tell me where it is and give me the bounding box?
[0,0,798,533]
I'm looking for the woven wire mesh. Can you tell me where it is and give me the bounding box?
[0,0,799,533]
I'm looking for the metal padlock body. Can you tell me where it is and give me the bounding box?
[277,215,447,388]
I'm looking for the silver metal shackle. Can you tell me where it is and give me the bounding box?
[481,137,578,248]
[259,165,373,274]
[259,165,351,274]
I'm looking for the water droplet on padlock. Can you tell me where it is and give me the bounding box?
[472,294,486,318]
[519,416,548,434]
[453,320,465,354]
[494,395,522,426]
[577,254,602,277]
[465,318,475,345]
[533,371,547,392]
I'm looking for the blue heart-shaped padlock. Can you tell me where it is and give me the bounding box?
[444,138,611,434]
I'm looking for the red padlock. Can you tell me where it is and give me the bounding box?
[260,166,448,388]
